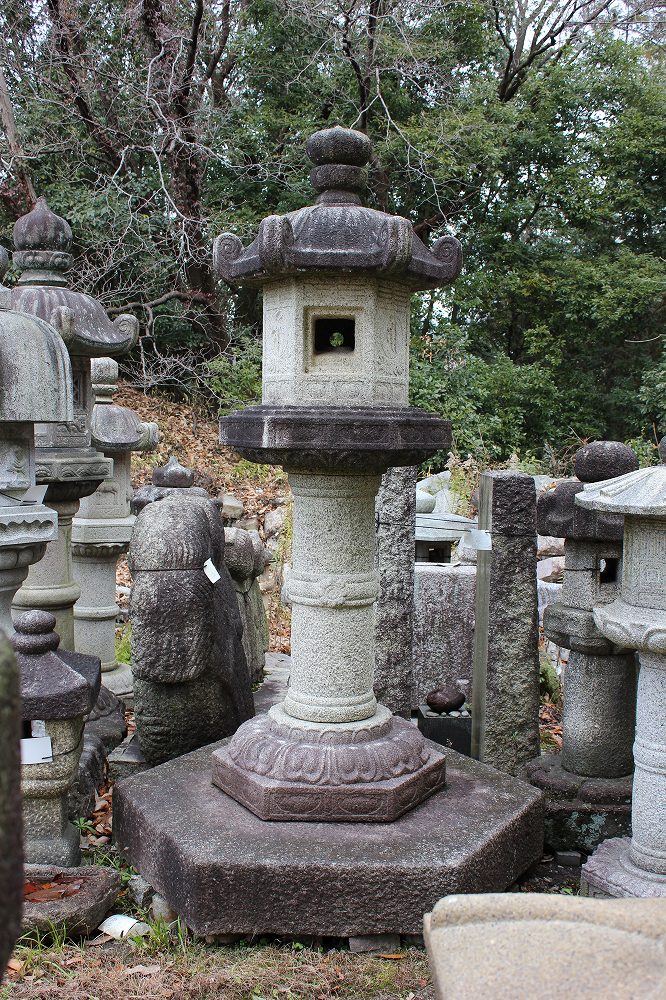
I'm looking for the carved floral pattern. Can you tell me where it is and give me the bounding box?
[227,713,430,787]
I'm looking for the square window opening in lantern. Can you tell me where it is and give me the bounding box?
[313,317,356,354]
[599,557,619,586]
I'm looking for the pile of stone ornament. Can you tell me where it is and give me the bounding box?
[0,199,261,947]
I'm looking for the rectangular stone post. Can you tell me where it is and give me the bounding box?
[374,466,417,717]
[471,470,540,773]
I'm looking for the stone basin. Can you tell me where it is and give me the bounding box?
[22,864,120,937]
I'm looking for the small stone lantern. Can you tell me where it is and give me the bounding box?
[524,442,639,848]
[17,610,100,866]
[11,198,138,648]
[72,358,158,698]
[212,126,462,822]
[0,248,73,631]
[577,437,666,897]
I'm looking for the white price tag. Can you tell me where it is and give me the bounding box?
[462,528,492,551]
[21,735,53,765]
[203,558,221,583]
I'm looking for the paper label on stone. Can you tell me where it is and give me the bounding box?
[203,558,221,583]
[462,529,492,551]
[21,735,53,764]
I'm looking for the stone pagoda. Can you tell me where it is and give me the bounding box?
[115,127,543,938]
[0,247,73,632]
[72,358,158,699]
[577,437,666,898]
[523,441,639,851]
[10,198,138,648]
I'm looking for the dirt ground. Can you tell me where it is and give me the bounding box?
[4,938,434,1000]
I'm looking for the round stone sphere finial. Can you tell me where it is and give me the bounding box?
[306,126,372,167]
[152,455,195,489]
[305,126,373,203]
[574,440,639,483]
[13,197,73,253]
[11,610,60,655]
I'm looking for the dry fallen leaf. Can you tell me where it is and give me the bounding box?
[7,957,24,974]
[125,964,160,976]
[377,953,405,960]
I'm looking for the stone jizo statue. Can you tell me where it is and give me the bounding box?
[129,493,254,764]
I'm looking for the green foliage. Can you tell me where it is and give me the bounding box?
[539,654,562,705]
[115,624,132,666]
[207,332,263,414]
[0,1,663,457]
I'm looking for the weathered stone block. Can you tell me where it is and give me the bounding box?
[374,466,416,716]
[114,738,544,937]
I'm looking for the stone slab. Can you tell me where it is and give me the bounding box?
[253,652,291,715]
[114,739,544,937]
[581,837,666,898]
[22,864,120,936]
[108,732,148,783]
[424,893,666,1000]
[349,933,401,953]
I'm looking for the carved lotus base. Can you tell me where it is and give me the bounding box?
[211,706,446,822]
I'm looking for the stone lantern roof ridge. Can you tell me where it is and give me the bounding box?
[576,436,666,517]
[10,197,138,358]
[0,245,73,424]
[214,126,463,291]
[89,357,159,453]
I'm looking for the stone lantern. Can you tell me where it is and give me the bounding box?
[17,610,100,866]
[72,358,158,699]
[523,441,639,850]
[114,128,544,938]
[10,198,138,648]
[0,247,73,632]
[577,437,666,897]
[211,126,463,821]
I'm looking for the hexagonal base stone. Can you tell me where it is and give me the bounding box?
[113,739,544,937]
[521,753,632,854]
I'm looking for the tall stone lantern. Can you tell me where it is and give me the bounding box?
[211,126,463,821]
[10,199,138,648]
[72,358,158,699]
[114,128,544,939]
[577,438,666,898]
[0,248,73,632]
[523,441,639,850]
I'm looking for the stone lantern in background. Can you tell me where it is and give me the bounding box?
[577,438,666,898]
[212,126,463,821]
[524,441,639,851]
[17,610,99,866]
[10,198,138,648]
[0,248,73,632]
[72,358,158,700]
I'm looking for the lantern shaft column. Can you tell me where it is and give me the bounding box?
[285,473,380,724]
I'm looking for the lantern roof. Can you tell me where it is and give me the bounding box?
[214,126,462,291]
[576,438,666,518]
[0,247,73,424]
[11,198,138,358]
